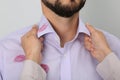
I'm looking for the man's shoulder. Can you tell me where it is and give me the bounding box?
[1,25,32,39]
[0,25,33,54]
[99,29,120,58]
[100,29,120,44]
[0,25,32,42]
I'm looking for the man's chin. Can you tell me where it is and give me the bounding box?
[42,0,85,18]
[54,11,77,18]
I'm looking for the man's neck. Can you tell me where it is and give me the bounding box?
[42,3,79,47]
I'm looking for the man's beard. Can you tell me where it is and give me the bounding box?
[42,0,86,18]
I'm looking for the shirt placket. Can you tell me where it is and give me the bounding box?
[60,45,71,80]
[53,33,72,80]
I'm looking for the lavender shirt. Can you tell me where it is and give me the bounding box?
[0,15,120,80]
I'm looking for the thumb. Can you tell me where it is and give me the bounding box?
[86,23,96,34]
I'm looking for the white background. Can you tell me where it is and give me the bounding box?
[0,0,120,38]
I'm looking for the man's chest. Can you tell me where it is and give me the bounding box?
[3,37,102,80]
[41,40,103,80]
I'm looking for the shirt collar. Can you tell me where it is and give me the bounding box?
[37,15,90,38]
[37,15,55,38]
[77,17,90,36]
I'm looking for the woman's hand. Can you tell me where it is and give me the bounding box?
[84,23,112,62]
[21,25,44,64]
